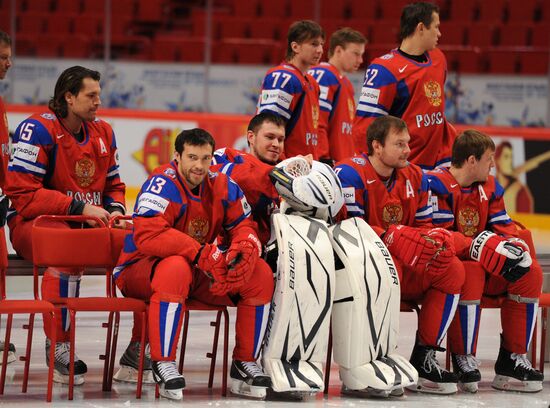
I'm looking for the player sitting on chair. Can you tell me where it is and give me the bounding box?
[428,130,543,393]
[113,129,274,400]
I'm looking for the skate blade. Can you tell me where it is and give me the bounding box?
[266,388,318,401]
[53,370,85,386]
[341,385,404,398]
[492,375,543,393]
[0,351,16,365]
[458,381,478,393]
[230,379,267,399]
[406,378,457,395]
[113,366,155,384]
[159,384,183,400]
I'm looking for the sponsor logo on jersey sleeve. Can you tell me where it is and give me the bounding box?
[40,113,56,120]
[359,88,380,105]
[342,187,355,203]
[241,196,251,216]
[351,157,366,165]
[137,192,169,214]
[261,89,293,109]
[14,142,39,163]
[319,85,329,100]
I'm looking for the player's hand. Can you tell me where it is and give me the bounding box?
[82,204,110,227]
[226,233,261,284]
[425,227,456,272]
[383,224,452,274]
[195,243,228,284]
[469,231,530,282]
[109,211,127,229]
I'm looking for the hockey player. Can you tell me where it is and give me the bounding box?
[335,115,462,394]
[352,2,456,171]
[5,66,126,385]
[0,30,16,364]
[428,130,543,393]
[309,27,366,163]
[212,112,286,245]
[257,20,326,161]
[113,128,274,400]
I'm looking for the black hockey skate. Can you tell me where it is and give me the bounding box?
[407,343,458,395]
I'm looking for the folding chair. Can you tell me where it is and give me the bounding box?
[31,215,147,400]
[0,226,58,402]
[178,299,229,396]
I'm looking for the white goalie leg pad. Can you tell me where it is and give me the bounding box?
[262,213,335,393]
[329,217,417,391]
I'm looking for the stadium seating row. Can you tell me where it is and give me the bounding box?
[1,0,549,74]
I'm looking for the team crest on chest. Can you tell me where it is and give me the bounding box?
[347,98,355,120]
[382,203,403,227]
[188,217,209,244]
[75,158,95,187]
[312,104,319,129]
[423,80,442,107]
[458,207,480,236]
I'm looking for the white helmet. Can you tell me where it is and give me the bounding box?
[270,157,344,221]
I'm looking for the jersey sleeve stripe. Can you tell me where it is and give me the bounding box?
[356,104,388,115]
[224,213,247,230]
[319,99,333,112]
[258,104,292,120]
[10,158,47,176]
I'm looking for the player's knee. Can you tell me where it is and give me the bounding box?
[151,255,193,296]
[431,256,465,294]
[238,258,274,305]
[510,258,543,298]
[458,260,485,299]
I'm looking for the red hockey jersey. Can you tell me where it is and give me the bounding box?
[309,62,356,162]
[114,161,257,278]
[6,112,125,220]
[0,97,9,190]
[258,63,325,160]
[212,147,279,245]
[427,167,518,238]
[352,48,456,170]
[335,153,433,230]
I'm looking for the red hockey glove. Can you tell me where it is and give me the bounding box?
[469,231,530,282]
[425,227,456,272]
[383,225,451,274]
[226,233,262,284]
[194,244,228,285]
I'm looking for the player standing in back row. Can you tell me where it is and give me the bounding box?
[257,20,326,161]
[352,2,456,171]
[309,27,366,164]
